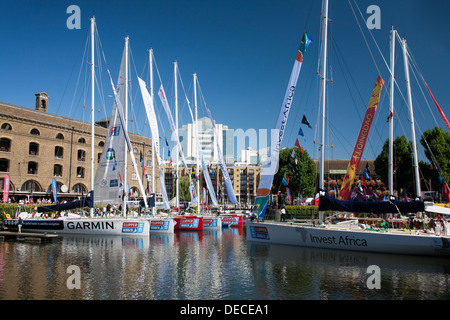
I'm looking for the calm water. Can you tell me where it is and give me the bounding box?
[1,226,450,300]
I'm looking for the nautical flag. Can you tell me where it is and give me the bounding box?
[298,127,304,137]
[295,138,304,153]
[282,172,289,186]
[169,157,172,167]
[299,32,312,54]
[165,137,169,146]
[301,115,311,128]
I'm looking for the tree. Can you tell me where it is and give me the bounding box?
[374,136,416,196]
[420,127,450,187]
[178,175,192,202]
[272,147,316,199]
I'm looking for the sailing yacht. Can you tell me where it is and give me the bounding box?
[4,18,151,236]
[246,0,450,257]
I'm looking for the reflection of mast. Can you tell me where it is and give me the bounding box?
[401,38,421,199]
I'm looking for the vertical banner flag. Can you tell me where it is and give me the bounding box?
[338,76,384,201]
[282,172,289,186]
[286,187,292,205]
[51,178,58,203]
[254,31,311,219]
[3,174,9,203]
[137,77,170,209]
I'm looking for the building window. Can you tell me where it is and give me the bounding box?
[0,158,9,172]
[133,147,138,153]
[0,138,11,152]
[53,164,63,177]
[29,143,39,156]
[21,180,41,192]
[55,146,64,159]
[1,123,12,130]
[132,172,137,180]
[76,167,85,178]
[56,133,64,140]
[30,128,40,135]
[98,141,104,147]
[78,137,86,144]
[28,161,38,175]
[77,150,86,162]
[147,149,152,156]
[72,183,87,194]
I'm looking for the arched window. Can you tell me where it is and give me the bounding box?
[77,150,85,161]
[0,158,9,172]
[0,138,11,152]
[28,161,38,175]
[1,123,12,130]
[30,128,40,135]
[76,166,85,178]
[53,164,63,177]
[72,183,87,194]
[21,180,42,192]
[78,137,86,143]
[47,181,62,193]
[56,133,64,140]
[98,141,104,147]
[55,146,64,159]
[29,142,39,156]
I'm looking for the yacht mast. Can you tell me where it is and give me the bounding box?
[150,49,156,215]
[174,61,179,209]
[401,38,421,199]
[122,36,129,216]
[319,0,329,192]
[389,29,396,195]
[90,17,95,217]
[194,73,200,214]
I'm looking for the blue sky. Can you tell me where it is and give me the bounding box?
[0,0,449,163]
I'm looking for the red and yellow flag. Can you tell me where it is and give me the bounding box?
[338,76,384,200]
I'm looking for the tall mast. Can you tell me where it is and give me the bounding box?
[174,61,179,209]
[194,73,200,214]
[389,29,396,195]
[319,0,329,192]
[90,17,95,217]
[122,36,129,216]
[150,49,156,215]
[402,38,421,199]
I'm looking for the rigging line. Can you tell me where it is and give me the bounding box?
[67,33,90,120]
[347,0,382,76]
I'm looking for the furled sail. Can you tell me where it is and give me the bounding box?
[94,48,127,205]
[137,77,170,210]
[204,104,237,204]
[184,94,219,207]
[338,76,384,201]
[158,84,198,204]
[254,31,311,219]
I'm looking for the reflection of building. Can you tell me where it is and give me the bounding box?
[0,93,152,202]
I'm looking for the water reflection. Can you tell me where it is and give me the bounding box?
[1,228,450,300]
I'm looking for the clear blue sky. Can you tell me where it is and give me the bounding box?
[0,0,449,163]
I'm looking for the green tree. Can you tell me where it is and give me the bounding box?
[273,147,316,199]
[374,136,416,196]
[178,175,192,202]
[420,126,450,187]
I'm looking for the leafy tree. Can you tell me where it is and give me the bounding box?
[178,175,192,202]
[272,147,316,199]
[420,127,450,187]
[374,136,416,196]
